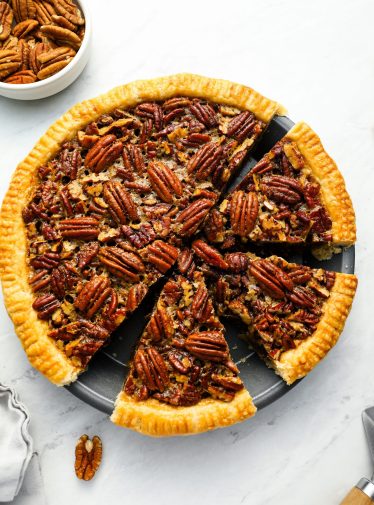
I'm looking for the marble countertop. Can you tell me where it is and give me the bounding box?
[0,0,373,503]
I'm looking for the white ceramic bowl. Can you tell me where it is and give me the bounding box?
[0,0,91,100]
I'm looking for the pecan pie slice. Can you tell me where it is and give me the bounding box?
[204,122,356,257]
[193,245,357,385]
[111,270,256,436]
[0,74,282,386]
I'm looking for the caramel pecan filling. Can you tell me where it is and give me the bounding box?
[23,98,265,368]
[124,271,243,406]
[204,139,333,246]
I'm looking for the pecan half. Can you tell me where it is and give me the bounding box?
[0,49,21,79]
[31,252,60,270]
[126,283,148,311]
[74,276,111,318]
[51,0,84,25]
[12,18,39,38]
[17,39,30,70]
[99,247,145,281]
[185,331,229,362]
[40,24,81,50]
[283,141,304,170]
[75,435,102,481]
[11,0,36,23]
[135,102,163,131]
[34,0,56,25]
[191,285,212,323]
[134,347,169,392]
[287,286,317,308]
[168,351,192,374]
[177,248,195,276]
[187,142,223,180]
[147,161,182,203]
[50,264,75,298]
[84,135,123,173]
[103,181,139,224]
[32,293,60,319]
[122,144,144,174]
[249,260,287,299]
[192,240,228,269]
[225,252,249,273]
[37,46,75,80]
[121,223,156,248]
[189,99,217,127]
[261,175,303,205]
[211,374,244,391]
[5,69,37,84]
[147,304,174,342]
[0,2,13,41]
[146,240,178,273]
[49,320,109,341]
[176,198,214,236]
[59,217,99,240]
[226,111,256,142]
[56,146,81,180]
[230,191,259,237]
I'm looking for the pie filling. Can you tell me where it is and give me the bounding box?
[204,138,333,247]
[124,270,243,406]
[22,97,266,370]
[191,242,336,361]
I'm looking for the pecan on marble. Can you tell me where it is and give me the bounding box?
[126,282,148,312]
[0,2,13,41]
[11,0,36,23]
[211,374,244,391]
[0,49,21,79]
[134,347,169,392]
[74,276,111,318]
[40,24,81,50]
[224,252,249,273]
[5,69,36,84]
[147,304,174,342]
[103,181,139,224]
[147,161,182,203]
[185,331,229,362]
[176,198,215,236]
[187,142,223,180]
[189,99,217,127]
[230,190,259,237]
[37,46,75,80]
[84,135,123,173]
[32,293,60,319]
[192,240,228,270]
[146,240,178,273]
[59,217,99,240]
[122,144,145,174]
[261,175,303,205]
[75,435,102,481]
[99,247,145,282]
[135,102,163,131]
[12,18,39,38]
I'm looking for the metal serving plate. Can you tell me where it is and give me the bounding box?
[67,116,355,414]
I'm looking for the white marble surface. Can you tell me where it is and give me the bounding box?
[0,0,373,503]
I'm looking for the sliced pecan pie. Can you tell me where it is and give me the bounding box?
[204,122,356,257]
[111,269,255,436]
[192,243,357,384]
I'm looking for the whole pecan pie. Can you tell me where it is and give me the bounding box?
[0,74,357,436]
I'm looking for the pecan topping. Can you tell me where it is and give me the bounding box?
[187,142,223,180]
[176,198,215,236]
[59,217,99,240]
[50,264,75,298]
[287,286,317,308]
[99,247,145,281]
[84,135,123,173]
[189,99,217,127]
[230,191,259,237]
[177,248,195,276]
[225,252,249,273]
[168,351,192,374]
[121,223,156,248]
[261,175,303,205]
[56,146,81,180]
[126,283,148,312]
[0,49,21,79]
[77,242,99,269]
[75,435,102,481]
[134,347,169,392]
[147,161,182,203]
[0,3,13,41]
[211,374,244,391]
[147,304,174,342]
[11,0,36,23]
[249,259,293,299]
[122,144,145,174]
[191,285,212,322]
[32,293,60,319]
[103,181,139,224]
[74,276,111,318]
[31,252,59,270]
[192,240,228,270]
[226,111,256,142]
[49,320,109,342]
[146,240,178,273]
[185,331,229,362]
[135,102,163,131]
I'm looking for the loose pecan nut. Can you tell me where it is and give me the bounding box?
[37,46,75,80]
[40,24,81,50]
[51,13,77,31]
[74,276,111,318]
[176,198,214,236]
[187,142,223,180]
[0,49,21,79]
[147,304,174,342]
[134,347,169,392]
[103,181,139,224]
[51,0,84,25]
[59,217,99,240]
[12,18,39,38]
[147,161,182,203]
[11,0,36,23]
[5,69,36,84]
[85,135,123,173]
[230,191,259,237]
[261,175,303,205]
[192,240,228,270]
[75,435,102,481]
[146,240,178,273]
[99,247,145,281]
[17,39,30,70]
[185,331,229,362]
[0,2,13,41]
[34,0,56,25]
[226,111,256,142]
[32,293,60,319]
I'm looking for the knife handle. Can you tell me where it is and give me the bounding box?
[340,479,374,504]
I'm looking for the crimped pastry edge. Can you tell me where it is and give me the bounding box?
[0,74,283,386]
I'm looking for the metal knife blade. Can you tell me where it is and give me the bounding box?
[362,407,374,479]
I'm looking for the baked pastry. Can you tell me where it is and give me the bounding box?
[111,269,256,435]
[0,74,357,436]
[204,122,356,256]
[191,242,357,384]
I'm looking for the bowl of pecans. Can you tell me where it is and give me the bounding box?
[0,0,90,100]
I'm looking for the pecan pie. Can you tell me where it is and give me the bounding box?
[204,122,356,256]
[111,270,255,435]
[0,74,357,436]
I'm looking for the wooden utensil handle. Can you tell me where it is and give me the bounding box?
[340,487,374,504]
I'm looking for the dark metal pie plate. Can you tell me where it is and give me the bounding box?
[66,116,355,414]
